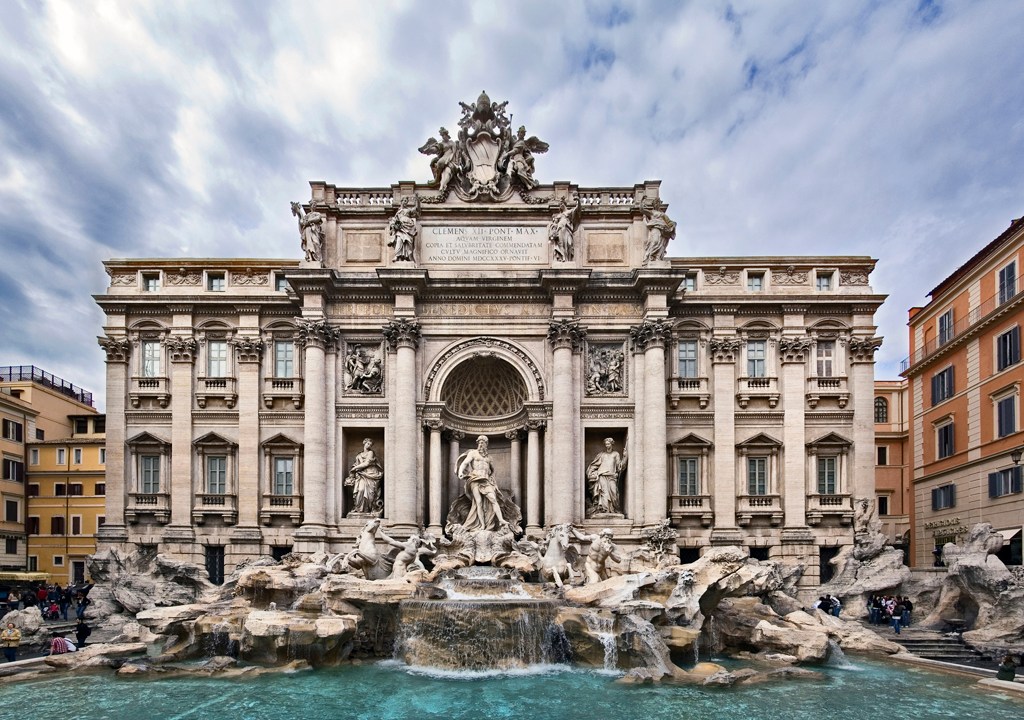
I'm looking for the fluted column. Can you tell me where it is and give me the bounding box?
[96,336,131,544]
[447,430,463,526]
[525,420,543,531]
[165,335,197,545]
[426,420,444,532]
[384,318,421,528]
[547,320,586,524]
[779,336,811,527]
[296,319,336,541]
[632,320,673,525]
[234,338,264,529]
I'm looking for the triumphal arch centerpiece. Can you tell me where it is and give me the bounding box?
[95,93,884,587]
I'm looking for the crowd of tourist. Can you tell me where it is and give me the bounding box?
[811,594,843,616]
[0,581,93,621]
[867,594,913,633]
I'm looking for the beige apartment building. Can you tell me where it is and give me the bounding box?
[94,94,886,587]
[903,216,1024,567]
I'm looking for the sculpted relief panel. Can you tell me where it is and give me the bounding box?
[343,342,384,395]
[585,342,626,396]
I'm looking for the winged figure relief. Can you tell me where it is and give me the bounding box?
[417,127,463,195]
[499,126,548,191]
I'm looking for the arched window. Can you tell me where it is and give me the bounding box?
[874,397,889,423]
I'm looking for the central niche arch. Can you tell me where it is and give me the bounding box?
[441,357,528,418]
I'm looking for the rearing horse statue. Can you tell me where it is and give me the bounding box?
[535,523,579,587]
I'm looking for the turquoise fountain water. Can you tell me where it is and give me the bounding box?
[0,658,1019,720]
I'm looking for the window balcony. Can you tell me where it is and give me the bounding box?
[126,492,170,524]
[262,377,304,410]
[805,376,849,409]
[259,493,302,525]
[668,494,714,526]
[129,376,170,409]
[667,376,710,409]
[196,376,238,409]
[736,494,783,526]
[806,493,854,526]
[736,376,779,409]
[192,493,238,525]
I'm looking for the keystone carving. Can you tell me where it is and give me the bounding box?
[98,336,130,363]
[382,318,422,350]
[708,337,742,363]
[547,319,586,351]
[630,320,673,352]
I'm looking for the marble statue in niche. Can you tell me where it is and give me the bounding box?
[586,438,627,517]
[586,343,625,395]
[344,438,384,517]
[344,344,383,394]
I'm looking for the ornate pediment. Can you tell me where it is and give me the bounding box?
[418,91,548,203]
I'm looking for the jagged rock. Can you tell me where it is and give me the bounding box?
[820,546,911,618]
[783,609,903,655]
[136,603,209,635]
[658,625,700,652]
[0,607,43,640]
[563,572,658,607]
[116,661,164,676]
[664,547,784,626]
[751,620,830,662]
[240,610,358,665]
[87,548,215,615]
[556,607,618,668]
[44,642,148,669]
[319,574,423,608]
[109,619,160,645]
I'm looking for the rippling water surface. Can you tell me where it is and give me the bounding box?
[1,658,1020,720]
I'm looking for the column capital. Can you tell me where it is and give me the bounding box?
[424,418,444,432]
[630,319,673,352]
[505,429,522,441]
[547,319,586,351]
[845,336,882,363]
[383,318,421,350]
[165,336,198,363]
[525,419,546,432]
[98,335,130,363]
[234,337,265,363]
[446,429,466,442]
[296,318,339,349]
[708,336,742,363]
[778,336,812,363]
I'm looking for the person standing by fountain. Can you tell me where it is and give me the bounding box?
[570,527,623,584]
[457,435,506,531]
[1,622,20,662]
[345,439,384,517]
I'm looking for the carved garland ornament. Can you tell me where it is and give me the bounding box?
[704,267,741,285]
[630,320,674,351]
[99,336,131,363]
[166,268,202,286]
[424,337,546,401]
[840,270,870,286]
[547,319,587,351]
[772,266,808,286]
[233,269,269,286]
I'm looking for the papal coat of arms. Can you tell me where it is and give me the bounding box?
[418,91,548,202]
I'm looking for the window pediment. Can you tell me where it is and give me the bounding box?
[261,433,302,451]
[193,431,237,449]
[126,431,169,449]
[736,432,782,448]
[806,432,852,450]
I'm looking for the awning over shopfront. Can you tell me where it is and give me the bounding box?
[0,572,49,582]
[996,527,1021,541]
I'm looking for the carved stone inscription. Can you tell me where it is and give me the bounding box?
[421,225,547,264]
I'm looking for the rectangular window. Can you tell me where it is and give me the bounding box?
[275,341,295,377]
[682,273,697,292]
[1,419,23,442]
[999,261,1017,305]
[996,327,1020,371]
[931,484,956,510]
[817,457,838,494]
[141,455,161,493]
[99,448,106,465]
[877,446,888,466]
[53,555,64,567]
[4,538,16,555]
[27,517,40,535]
[205,545,225,586]
[4,500,17,522]
[816,341,835,377]
[2,459,24,482]
[931,366,955,405]
[747,340,766,377]
[275,274,289,292]
[678,457,699,496]
[27,556,37,572]
[68,483,83,496]
[56,447,66,465]
[207,272,226,292]
[988,467,1023,498]
[55,483,66,496]
[937,422,955,459]
[35,428,43,441]
[938,309,954,346]
[747,456,767,495]
[73,448,82,464]
[207,340,228,377]
[877,496,890,516]
[747,273,764,292]
[28,484,39,497]
[997,395,1017,438]
[273,457,294,495]
[207,456,227,494]
[71,516,82,536]
[816,272,832,291]
[97,516,105,529]
[74,418,88,434]
[142,273,160,292]
[50,516,66,535]
[678,340,698,379]
[95,482,106,496]
[29,448,39,465]
[142,340,161,377]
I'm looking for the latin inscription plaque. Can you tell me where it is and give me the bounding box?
[421,225,548,264]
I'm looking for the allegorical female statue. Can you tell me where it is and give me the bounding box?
[586,438,627,516]
[345,438,384,517]
[290,201,325,265]
[387,196,419,262]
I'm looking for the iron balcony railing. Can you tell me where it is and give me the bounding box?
[0,365,94,406]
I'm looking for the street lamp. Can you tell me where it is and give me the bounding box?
[1011,446,1024,465]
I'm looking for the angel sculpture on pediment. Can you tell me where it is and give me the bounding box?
[417,127,462,195]
[499,125,549,191]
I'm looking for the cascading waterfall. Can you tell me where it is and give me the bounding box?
[824,638,856,669]
[583,613,618,671]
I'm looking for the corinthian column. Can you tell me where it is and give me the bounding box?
[384,318,421,528]
[165,335,197,544]
[426,420,444,533]
[778,336,811,528]
[96,336,130,545]
[546,319,586,524]
[525,420,543,532]
[296,318,336,544]
[233,337,264,529]
[631,320,673,525]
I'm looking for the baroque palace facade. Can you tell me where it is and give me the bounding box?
[95,95,884,586]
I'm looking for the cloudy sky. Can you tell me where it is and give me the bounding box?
[2,0,1023,409]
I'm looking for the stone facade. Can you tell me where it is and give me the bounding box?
[95,95,885,587]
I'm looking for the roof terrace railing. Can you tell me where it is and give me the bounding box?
[900,283,1023,374]
[0,365,94,407]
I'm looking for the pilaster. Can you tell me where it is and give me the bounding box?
[97,336,130,543]
[384,318,422,528]
[709,335,741,528]
[779,335,811,527]
[165,334,197,545]
[547,319,585,523]
[233,336,263,533]
[631,319,673,524]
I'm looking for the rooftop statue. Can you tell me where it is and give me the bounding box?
[639,198,676,265]
[547,198,580,262]
[290,200,324,265]
[387,196,419,262]
[419,92,547,202]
